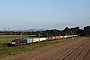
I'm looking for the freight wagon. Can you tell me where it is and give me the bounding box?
[11,35,78,46]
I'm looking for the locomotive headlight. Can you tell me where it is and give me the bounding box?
[12,42,16,44]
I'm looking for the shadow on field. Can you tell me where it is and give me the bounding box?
[4,43,14,47]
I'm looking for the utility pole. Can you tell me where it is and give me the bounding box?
[4,28,5,35]
[8,28,10,35]
[39,32,40,41]
[21,32,22,39]
[47,32,48,37]
[20,29,22,39]
[8,28,9,31]
[17,28,18,35]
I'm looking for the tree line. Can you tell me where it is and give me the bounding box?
[0,26,90,36]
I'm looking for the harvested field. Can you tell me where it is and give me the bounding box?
[4,37,90,60]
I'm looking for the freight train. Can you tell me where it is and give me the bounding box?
[11,35,78,46]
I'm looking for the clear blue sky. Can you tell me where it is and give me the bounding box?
[0,0,90,30]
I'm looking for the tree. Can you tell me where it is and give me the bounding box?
[63,27,71,35]
[84,26,90,36]
[71,27,79,35]
[78,29,84,36]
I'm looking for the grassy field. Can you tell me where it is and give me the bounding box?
[0,38,13,47]
[0,35,82,59]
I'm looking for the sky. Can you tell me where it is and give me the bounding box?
[0,0,90,30]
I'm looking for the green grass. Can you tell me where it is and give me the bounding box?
[0,38,13,47]
[0,38,13,43]
[0,36,82,59]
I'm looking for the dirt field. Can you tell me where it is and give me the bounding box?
[4,37,90,60]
